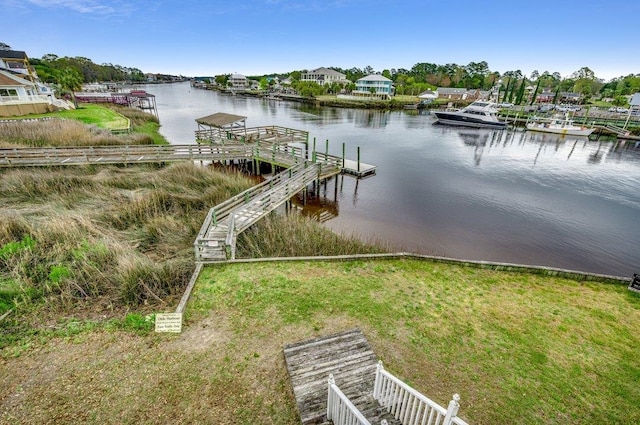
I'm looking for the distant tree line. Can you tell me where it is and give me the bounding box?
[12,43,636,106]
[239,61,638,105]
[31,54,146,86]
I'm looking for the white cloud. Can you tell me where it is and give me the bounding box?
[25,0,118,15]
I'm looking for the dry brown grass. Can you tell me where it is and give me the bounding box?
[0,119,152,148]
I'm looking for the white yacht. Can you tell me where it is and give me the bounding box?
[526,114,595,136]
[434,101,507,129]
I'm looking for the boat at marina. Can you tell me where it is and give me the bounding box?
[526,114,595,136]
[433,101,507,129]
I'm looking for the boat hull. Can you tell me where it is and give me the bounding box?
[526,124,594,136]
[434,112,507,129]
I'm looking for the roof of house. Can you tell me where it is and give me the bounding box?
[418,90,437,99]
[230,74,246,79]
[0,50,28,60]
[195,112,247,127]
[0,69,33,86]
[437,87,467,94]
[307,67,346,77]
[357,74,392,82]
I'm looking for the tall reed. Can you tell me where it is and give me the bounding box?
[0,119,152,147]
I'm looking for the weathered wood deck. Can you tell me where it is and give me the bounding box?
[284,329,399,425]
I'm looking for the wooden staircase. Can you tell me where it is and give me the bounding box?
[284,329,400,425]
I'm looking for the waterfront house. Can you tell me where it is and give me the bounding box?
[301,67,349,86]
[559,92,582,104]
[436,87,467,100]
[0,69,55,116]
[353,74,393,99]
[536,90,555,103]
[0,49,38,85]
[229,74,248,89]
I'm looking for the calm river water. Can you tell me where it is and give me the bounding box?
[142,82,640,278]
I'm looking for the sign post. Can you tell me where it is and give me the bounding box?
[155,312,183,333]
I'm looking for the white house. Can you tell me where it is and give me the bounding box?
[301,67,349,86]
[0,69,71,117]
[229,74,248,89]
[353,74,393,99]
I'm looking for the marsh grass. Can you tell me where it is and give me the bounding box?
[237,213,388,258]
[0,119,152,147]
[0,158,385,346]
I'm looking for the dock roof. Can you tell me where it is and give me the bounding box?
[195,112,247,127]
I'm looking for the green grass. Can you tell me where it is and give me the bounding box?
[13,103,130,130]
[188,259,640,425]
[2,259,637,424]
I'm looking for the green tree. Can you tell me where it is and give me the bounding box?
[58,67,83,107]
[215,74,229,86]
[530,79,542,105]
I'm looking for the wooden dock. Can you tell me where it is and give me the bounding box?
[284,329,399,425]
[341,158,377,178]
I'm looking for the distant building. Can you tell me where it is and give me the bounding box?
[437,87,467,100]
[301,67,349,86]
[418,89,438,101]
[229,74,248,89]
[559,92,581,104]
[353,74,393,99]
[536,90,555,103]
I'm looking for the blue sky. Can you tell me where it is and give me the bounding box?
[3,0,639,81]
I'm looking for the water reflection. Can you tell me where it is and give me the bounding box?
[455,129,640,168]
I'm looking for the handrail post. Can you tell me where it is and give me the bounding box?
[374,361,384,400]
[443,394,461,425]
[327,374,335,420]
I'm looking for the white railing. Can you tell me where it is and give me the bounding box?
[373,362,468,425]
[327,374,372,425]
[0,94,53,104]
[194,163,320,260]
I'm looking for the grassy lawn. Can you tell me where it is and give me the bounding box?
[7,103,130,131]
[1,259,637,424]
[189,260,639,424]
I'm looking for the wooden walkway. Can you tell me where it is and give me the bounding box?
[284,329,399,425]
[0,143,375,177]
[0,144,253,167]
[195,162,325,260]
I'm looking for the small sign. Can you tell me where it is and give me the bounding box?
[155,312,182,333]
[629,274,640,293]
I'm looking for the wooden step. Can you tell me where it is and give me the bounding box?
[284,329,382,425]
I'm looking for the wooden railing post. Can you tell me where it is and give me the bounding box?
[443,394,461,425]
[374,361,384,400]
[327,374,335,420]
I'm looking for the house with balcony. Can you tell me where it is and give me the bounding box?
[228,74,249,90]
[0,49,38,85]
[301,67,349,86]
[352,74,393,100]
[0,69,57,116]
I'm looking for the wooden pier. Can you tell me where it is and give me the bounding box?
[1,119,377,262]
[284,329,399,425]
